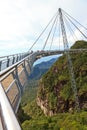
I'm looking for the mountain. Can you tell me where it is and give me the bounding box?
[29,58,57,80]
[37,40,87,115]
[18,41,87,130]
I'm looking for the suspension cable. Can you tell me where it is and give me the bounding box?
[62,9,87,30]
[42,12,59,50]
[49,14,59,50]
[63,13,87,39]
[28,12,58,52]
[63,14,78,44]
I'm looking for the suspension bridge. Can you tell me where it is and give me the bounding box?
[0,8,87,130]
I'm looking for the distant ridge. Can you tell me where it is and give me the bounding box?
[29,58,57,80]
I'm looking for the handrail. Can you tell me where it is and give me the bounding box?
[0,52,38,130]
[0,51,33,71]
[0,83,21,130]
[0,52,37,77]
[0,51,29,59]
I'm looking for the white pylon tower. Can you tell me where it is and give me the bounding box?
[59,8,80,112]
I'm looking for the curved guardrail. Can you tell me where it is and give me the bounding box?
[0,83,21,130]
[0,52,32,71]
[0,52,38,130]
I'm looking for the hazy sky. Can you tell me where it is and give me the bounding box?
[0,0,87,56]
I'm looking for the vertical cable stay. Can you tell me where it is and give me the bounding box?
[59,8,80,112]
[42,12,59,50]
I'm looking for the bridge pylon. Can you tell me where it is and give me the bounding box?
[59,8,80,112]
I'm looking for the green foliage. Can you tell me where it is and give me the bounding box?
[79,83,87,95]
[60,84,73,100]
[21,80,38,107]
[38,40,87,112]
[48,92,57,110]
[17,105,31,124]
[21,111,87,130]
[71,40,87,49]
[24,100,44,118]
[18,81,87,130]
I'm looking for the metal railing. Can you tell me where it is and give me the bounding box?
[0,52,32,71]
[0,83,21,130]
[0,52,38,130]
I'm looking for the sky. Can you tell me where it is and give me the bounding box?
[34,54,62,66]
[0,0,87,56]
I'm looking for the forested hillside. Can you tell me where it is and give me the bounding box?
[37,40,87,115]
[18,80,87,130]
[17,40,87,130]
